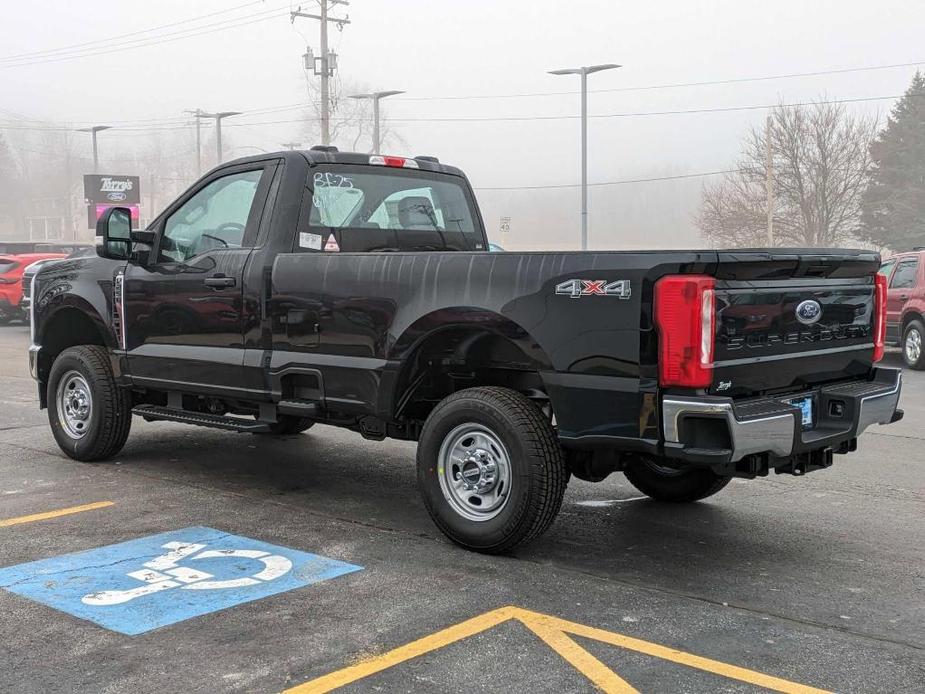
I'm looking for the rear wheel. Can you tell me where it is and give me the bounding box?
[902,319,925,370]
[47,345,132,461]
[623,457,731,502]
[417,387,568,554]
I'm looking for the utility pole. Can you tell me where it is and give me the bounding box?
[197,110,241,165]
[281,142,302,150]
[765,114,775,247]
[185,109,203,175]
[548,64,620,251]
[291,1,350,146]
[149,174,157,229]
[76,125,112,173]
[348,91,404,153]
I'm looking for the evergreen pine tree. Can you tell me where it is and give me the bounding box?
[860,72,925,250]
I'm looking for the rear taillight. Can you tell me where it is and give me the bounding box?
[873,273,887,362]
[655,275,716,388]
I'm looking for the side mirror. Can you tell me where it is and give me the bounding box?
[95,207,132,260]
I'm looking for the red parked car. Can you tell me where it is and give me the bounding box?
[0,253,67,324]
[880,249,925,369]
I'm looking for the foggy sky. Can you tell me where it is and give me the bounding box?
[2,0,924,249]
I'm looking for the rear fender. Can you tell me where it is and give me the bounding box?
[381,307,553,418]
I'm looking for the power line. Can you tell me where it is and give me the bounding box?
[3,89,918,138]
[4,55,922,128]
[383,94,913,122]
[152,93,925,130]
[473,169,743,191]
[0,1,263,63]
[0,5,289,69]
[394,60,925,101]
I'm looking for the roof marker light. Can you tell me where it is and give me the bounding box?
[369,155,419,169]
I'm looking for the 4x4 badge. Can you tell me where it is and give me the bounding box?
[555,279,631,299]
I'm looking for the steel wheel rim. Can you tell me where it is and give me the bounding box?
[437,423,512,522]
[56,370,92,439]
[905,328,922,364]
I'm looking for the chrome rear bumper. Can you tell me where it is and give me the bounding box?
[662,367,902,464]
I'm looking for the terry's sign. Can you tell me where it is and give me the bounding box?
[84,174,140,205]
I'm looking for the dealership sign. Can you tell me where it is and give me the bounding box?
[84,175,140,205]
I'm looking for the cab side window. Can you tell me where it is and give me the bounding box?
[160,169,264,263]
[890,259,919,289]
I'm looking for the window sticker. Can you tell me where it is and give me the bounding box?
[313,172,354,189]
[299,231,323,250]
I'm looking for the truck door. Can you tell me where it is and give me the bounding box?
[123,162,277,396]
[886,257,918,343]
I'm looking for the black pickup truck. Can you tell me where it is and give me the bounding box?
[28,147,903,553]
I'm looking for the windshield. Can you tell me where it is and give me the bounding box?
[306,165,483,252]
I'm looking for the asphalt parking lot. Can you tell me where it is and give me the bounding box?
[0,323,923,693]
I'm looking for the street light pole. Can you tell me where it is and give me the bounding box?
[348,90,404,152]
[548,64,620,250]
[198,111,241,164]
[77,125,112,173]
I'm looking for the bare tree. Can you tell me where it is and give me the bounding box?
[697,100,877,248]
[299,76,405,152]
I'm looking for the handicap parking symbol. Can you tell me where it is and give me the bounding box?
[0,526,362,635]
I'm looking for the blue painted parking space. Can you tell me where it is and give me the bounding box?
[0,526,362,635]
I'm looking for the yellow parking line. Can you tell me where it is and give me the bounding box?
[521,613,638,693]
[287,606,518,693]
[518,608,831,694]
[285,605,832,694]
[0,501,114,528]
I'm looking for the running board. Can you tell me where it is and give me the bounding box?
[132,405,272,433]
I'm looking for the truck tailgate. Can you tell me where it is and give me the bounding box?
[710,250,880,396]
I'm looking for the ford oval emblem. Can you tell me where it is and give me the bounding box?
[107,191,127,202]
[795,299,822,325]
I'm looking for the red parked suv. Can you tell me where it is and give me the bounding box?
[0,253,67,324]
[880,249,925,369]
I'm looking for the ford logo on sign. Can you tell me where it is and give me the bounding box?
[107,191,127,202]
[795,299,822,325]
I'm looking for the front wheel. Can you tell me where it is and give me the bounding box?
[47,345,132,461]
[902,319,925,370]
[623,458,731,502]
[417,387,568,554]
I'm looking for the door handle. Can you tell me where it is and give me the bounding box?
[204,274,236,289]
[899,294,910,301]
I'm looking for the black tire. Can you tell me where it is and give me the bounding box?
[254,416,315,436]
[902,319,925,370]
[47,345,132,462]
[417,386,567,554]
[623,458,731,502]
